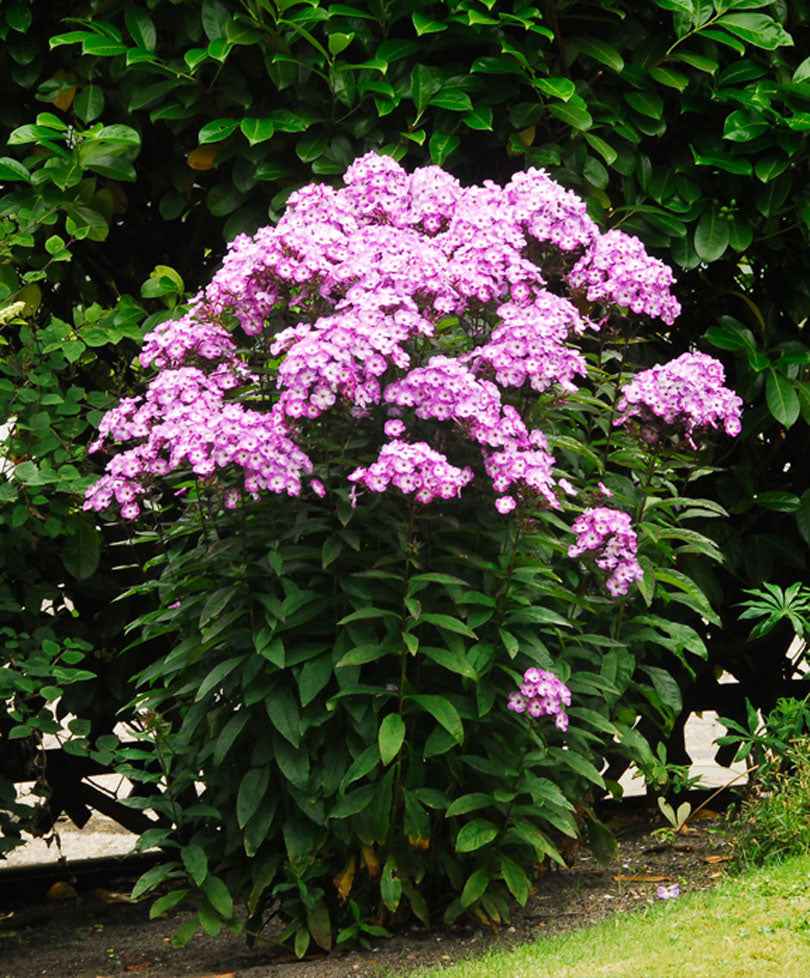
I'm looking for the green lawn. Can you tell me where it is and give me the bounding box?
[412,855,810,978]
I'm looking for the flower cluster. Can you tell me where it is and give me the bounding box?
[385,356,558,508]
[464,294,590,394]
[569,229,681,325]
[139,311,238,370]
[615,351,743,448]
[507,667,572,732]
[568,507,643,597]
[348,440,474,505]
[83,367,313,519]
[85,151,685,540]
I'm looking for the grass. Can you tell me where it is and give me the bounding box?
[411,854,810,978]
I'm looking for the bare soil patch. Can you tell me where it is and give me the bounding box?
[0,809,733,978]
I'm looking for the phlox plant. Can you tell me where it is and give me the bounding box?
[87,154,742,953]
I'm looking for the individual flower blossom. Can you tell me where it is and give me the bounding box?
[615,351,743,448]
[597,481,612,498]
[656,883,681,900]
[568,507,643,597]
[495,495,517,515]
[558,478,577,497]
[384,419,406,438]
[507,668,571,731]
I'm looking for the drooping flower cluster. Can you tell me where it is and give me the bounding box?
[84,367,312,518]
[84,151,688,574]
[615,351,743,448]
[569,229,681,325]
[568,507,644,597]
[507,667,572,732]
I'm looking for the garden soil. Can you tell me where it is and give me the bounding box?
[0,811,733,978]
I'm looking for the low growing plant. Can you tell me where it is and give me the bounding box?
[730,736,810,870]
[86,153,743,952]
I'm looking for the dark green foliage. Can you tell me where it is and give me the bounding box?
[1,0,809,930]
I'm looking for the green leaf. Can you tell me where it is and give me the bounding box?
[202,0,229,40]
[82,35,128,57]
[548,101,593,131]
[266,685,301,747]
[62,517,101,580]
[765,371,800,428]
[408,694,463,743]
[583,132,618,165]
[410,64,444,116]
[455,818,498,853]
[428,131,460,166]
[330,784,375,818]
[654,567,721,626]
[237,767,270,829]
[378,713,406,766]
[328,31,354,56]
[501,856,530,905]
[430,89,473,113]
[0,157,30,182]
[381,857,401,912]
[445,793,492,818]
[796,491,810,547]
[535,77,576,101]
[74,85,105,123]
[125,8,157,50]
[723,109,767,142]
[754,491,799,513]
[240,117,274,146]
[421,646,477,680]
[195,656,243,702]
[340,744,380,792]
[297,652,332,706]
[198,119,239,144]
[274,735,310,787]
[691,147,751,175]
[199,586,236,628]
[572,37,624,73]
[149,889,188,919]
[648,66,689,92]
[181,844,208,886]
[624,92,663,120]
[716,13,793,50]
[460,868,490,908]
[213,711,250,766]
[420,612,477,639]
[694,208,729,263]
[412,13,446,35]
[755,155,788,183]
[463,107,493,130]
[307,902,332,952]
[6,0,32,31]
[132,863,180,901]
[202,875,233,919]
[794,56,810,84]
[336,643,391,668]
